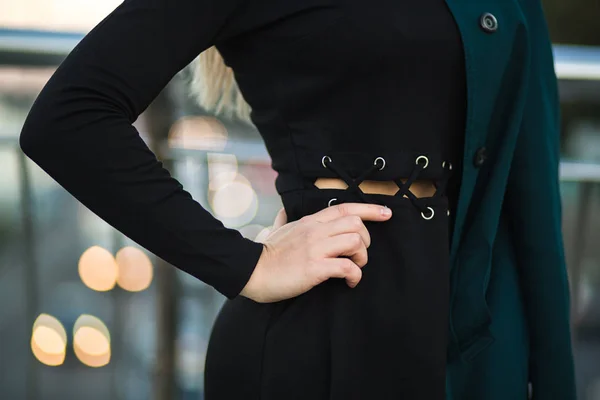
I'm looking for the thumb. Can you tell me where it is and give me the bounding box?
[255,226,272,243]
[272,207,287,230]
[255,208,288,243]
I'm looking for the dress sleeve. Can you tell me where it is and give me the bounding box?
[505,1,576,398]
[19,0,265,299]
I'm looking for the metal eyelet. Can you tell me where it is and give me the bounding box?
[447,210,450,217]
[442,161,453,171]
[374,156,386,170]
[322,155,332,168]
[328,198,337,207]
[415,155,429,169]
[421,207,435,220]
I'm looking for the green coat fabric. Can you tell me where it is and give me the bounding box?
[444,0,576,399]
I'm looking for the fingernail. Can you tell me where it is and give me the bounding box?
[381,206,392,216]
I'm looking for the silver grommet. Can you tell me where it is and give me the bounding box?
[322,155,332,168]
[415,155,429,169]
[374,156,386,170]
[421,207,435,220]
[442,161,453,171]
[447,210,450,217]
[328,198,337,207]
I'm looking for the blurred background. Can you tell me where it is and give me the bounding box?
[0,0,599,399]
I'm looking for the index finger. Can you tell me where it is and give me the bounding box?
[312,202,392,223]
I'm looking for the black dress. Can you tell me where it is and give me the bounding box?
[19,0,467,398]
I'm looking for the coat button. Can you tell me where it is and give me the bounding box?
[473,147,487,167]
[480,12,498,33]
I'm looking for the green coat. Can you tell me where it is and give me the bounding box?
[444,0,576,399]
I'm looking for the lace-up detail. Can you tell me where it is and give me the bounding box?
[321,155,453,220]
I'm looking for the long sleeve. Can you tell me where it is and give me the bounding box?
[505,1,576,398]
[19,0,265,299]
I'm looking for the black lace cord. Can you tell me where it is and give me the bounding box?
[440,162,454,217]
[392,159,428,213]
[321,156,382,203]
[321,155,452,219]
[432,162,453,199]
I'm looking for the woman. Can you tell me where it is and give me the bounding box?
[19,0,576,398]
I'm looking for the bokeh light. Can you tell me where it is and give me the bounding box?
[210,176,256,219]
[207,152,238,191]
[78,246,118,292]
[209,173,259,227]
[239,224,267,240]
[31,313,67,366]
[206,152,259,227]
[73,314,111,368]
[168,116,228,151]
[115,246,153,292]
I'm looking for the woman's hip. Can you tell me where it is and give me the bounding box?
[205,191,452,399]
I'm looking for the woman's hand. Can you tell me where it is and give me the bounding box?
[254,207,289,244]
[240,203,392,303]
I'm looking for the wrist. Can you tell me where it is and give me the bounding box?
[240,243,269,302]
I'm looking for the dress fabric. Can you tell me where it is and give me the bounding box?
[19,0,468,398]
[206,188,452,399]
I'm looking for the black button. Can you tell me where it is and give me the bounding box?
[473,147,487,167]
[480,13,498,33]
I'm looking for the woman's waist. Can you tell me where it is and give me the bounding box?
[275,149,456,201]
[272,149,459,192]
[279,186,451,225]
[313,177,436,198]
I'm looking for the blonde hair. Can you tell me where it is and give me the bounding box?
[190,46,252,123]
